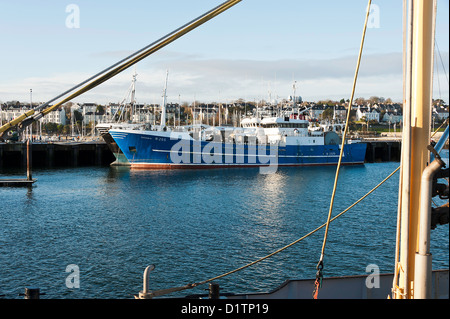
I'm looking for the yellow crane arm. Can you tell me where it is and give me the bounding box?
[0,109,36,134]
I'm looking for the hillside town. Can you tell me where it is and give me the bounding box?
[1,97,448,137]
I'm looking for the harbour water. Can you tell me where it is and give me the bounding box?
[0,151,448,299]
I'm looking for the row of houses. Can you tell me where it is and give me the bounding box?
[305,102,448,124]
[0,102,230,127]
[1,100,448,127]
[0,103,67,125]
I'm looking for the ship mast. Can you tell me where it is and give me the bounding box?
[131,69,137,123]
[160,70,169,129]
[393,0,438,299]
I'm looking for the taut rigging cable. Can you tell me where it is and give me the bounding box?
[313,0,372,299]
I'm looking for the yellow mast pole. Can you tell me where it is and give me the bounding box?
[393,0,413,299]
[395,0,436,299]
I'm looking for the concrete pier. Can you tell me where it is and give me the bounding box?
[363,139,402,163]
[1,139,37,187]
[0,141,115,168]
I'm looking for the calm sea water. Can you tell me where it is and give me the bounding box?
[1,151,448,299]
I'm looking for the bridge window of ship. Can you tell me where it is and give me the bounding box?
[260,123,308,129]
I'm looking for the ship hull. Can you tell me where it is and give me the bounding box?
[110,130,367,169]
[100,132,130,166]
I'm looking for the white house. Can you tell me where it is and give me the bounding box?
[80,103,97,113]
[1,104,66,125]
[334,105,347,121]
[1,106,28,123]
[41,107,66,125]
[356,106,380,122]
[308,104,325,119]
[433,106,449,120]
[133,108,155,124]
[382,112,403,124]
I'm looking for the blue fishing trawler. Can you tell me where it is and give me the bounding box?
[109,108,367,169]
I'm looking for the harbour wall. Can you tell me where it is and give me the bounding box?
[363,139,401,163]
[0,140,404,168]
[1,134,447,168]
[0,141,115,168]
[362,131,448,163]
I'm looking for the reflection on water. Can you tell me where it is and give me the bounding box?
[250,171,287,215]
[0,158,448,299]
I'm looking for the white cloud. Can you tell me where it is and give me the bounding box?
[1,51,448,105]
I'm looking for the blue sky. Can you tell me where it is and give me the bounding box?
[0,0,448,105]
